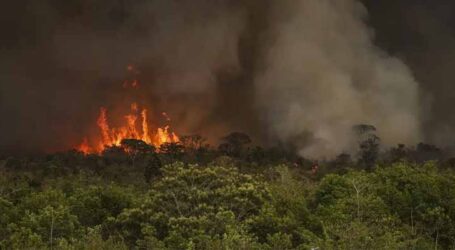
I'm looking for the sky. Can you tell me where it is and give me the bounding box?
[364,0,455,146]
[1,0,455,156]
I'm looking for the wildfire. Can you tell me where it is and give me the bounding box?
[77,103,179,154]
[76,65,179,154]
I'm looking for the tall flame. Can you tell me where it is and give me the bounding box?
[77,103,180,154]
[76,65,179,154]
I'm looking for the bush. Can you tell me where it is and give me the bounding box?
[113,163,270,248]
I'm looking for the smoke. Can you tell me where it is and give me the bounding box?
[363,0,455,148]
[255,0,422,157]
[0,0,428,157]
[0,0,249,153]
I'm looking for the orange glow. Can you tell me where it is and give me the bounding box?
[77,138,91,155]
[77,103,180,154]
[162,112,171,122]
[122,80,139,89]
[141,109,152,143]
[75,65,179,154]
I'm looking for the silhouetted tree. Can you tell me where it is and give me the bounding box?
[246,146,267,165]
[218,132,252,157]
[335,153,352,167]
[102,145,128,165]
[180,135,211,163]
[412,143,444,163]
[120,139,155,168]
[159,143,185,162]
[386,144,409,163]
[352,124,377,135]
[144,153,162,183]
[353,124,380,170]
[180,135,206,151]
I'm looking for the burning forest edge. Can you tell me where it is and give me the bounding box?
[3,0,455,248]
[2,128,455,249]
[2,70,455,248]
[76,103,180,154]
[75,65,181,155]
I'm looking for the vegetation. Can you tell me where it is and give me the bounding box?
[1,131,455,249]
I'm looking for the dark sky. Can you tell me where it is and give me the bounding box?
[1,0,455,154]
[364,0,455,146]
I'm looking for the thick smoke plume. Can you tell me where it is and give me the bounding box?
[255,0,422,157]
[0,0,426,157]
[364,0,455,149]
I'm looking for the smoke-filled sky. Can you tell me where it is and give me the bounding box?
[1,0,454,157]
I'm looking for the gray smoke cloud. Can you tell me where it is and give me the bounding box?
[255,0,422,157]
[0,0,428,157]
[364,0,455,149]
[0,0,249,153]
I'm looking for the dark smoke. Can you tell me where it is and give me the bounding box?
[363,0,455,148]
[0,0,453,156]
[255,0,421,157]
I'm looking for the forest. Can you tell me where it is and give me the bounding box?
[1,130,455,250]
[3,0,455,249]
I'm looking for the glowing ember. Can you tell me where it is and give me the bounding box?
[77,103,179,154]
[122,80,139,89]
[78,138,91,154]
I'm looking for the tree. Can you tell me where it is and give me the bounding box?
[120,139,155,168]
[180,135,207,151]
[249,166,322,248]
[102,145,128,164]
[412,143,444,163]
[112,163,270,247]
[6,189,82,248]
[386,144,409,163]
[180,135,211,163]
[353,124,381,170]
[374,162,455,248]
[311,171,408,249]
[159,142,185,163]
[69,185,134,227]
[327,153,352,174]
[0,197,15,244]
[144,153,162,183]
[218,132,252,158]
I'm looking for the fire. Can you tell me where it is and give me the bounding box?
[78,138,91,154]
[77,103,180,154]
[76,65,179,154]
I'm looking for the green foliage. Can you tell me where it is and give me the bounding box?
[112,163,270,248]
[0,197,15,242]
[3,189,82,249]
[249,166,322,249]
[69,184,135,227]
[57,226,128,250]
[1,154,455,249]
[374,162,455,248]
[308,163,455,249]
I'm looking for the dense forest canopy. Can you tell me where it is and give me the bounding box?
[2,0,455,249]
[1,133,455,249]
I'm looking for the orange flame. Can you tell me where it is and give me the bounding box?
[77,103,179,154]
[76,65,178,154]
[141,109,152,143]
[77,138,91,155]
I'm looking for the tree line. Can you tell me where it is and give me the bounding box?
[1,128,455,249]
